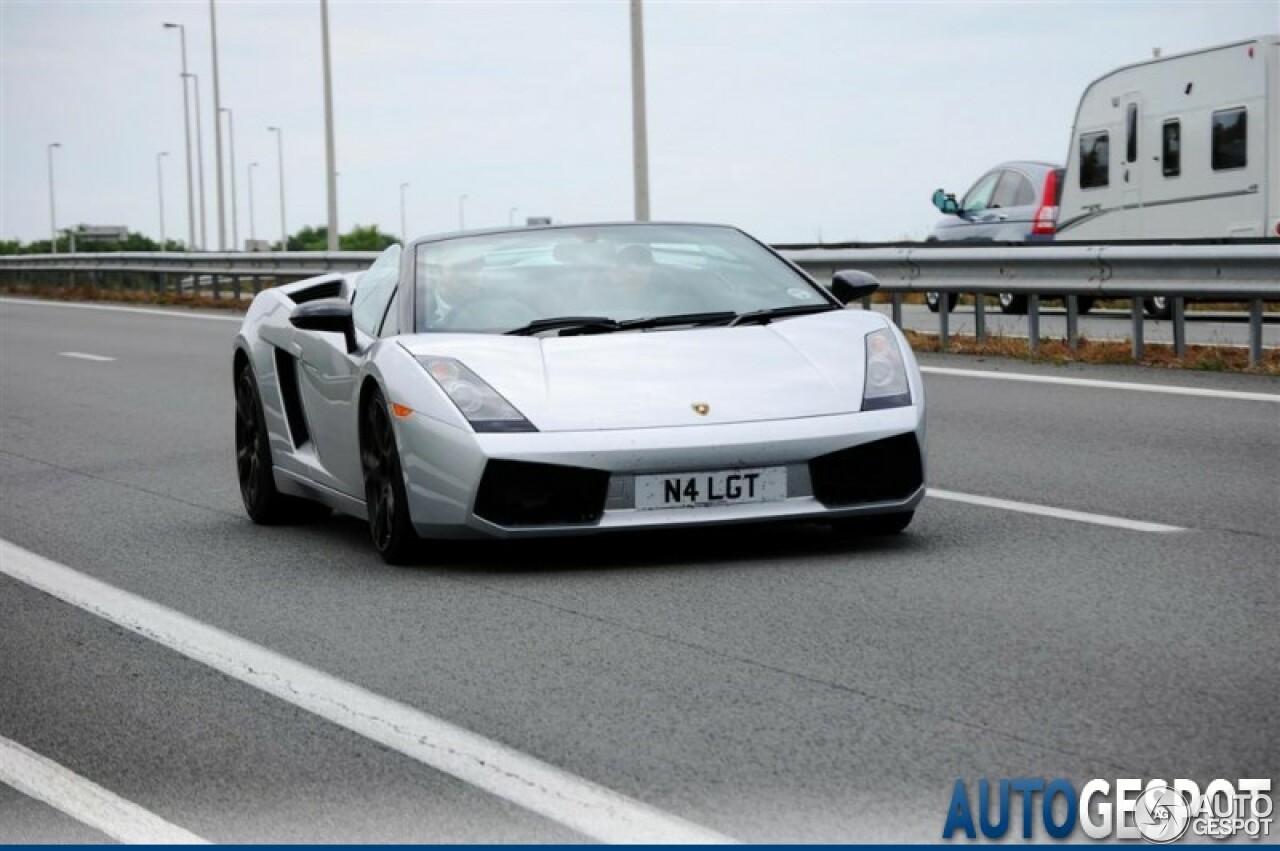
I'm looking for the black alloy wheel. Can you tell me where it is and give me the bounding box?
[925,292,959,313]
[998,292,1028,314]
[235,367,327,524]
[361,389,418,564]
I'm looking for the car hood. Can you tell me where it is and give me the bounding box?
[398,309,885,431]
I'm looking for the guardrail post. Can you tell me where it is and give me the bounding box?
[973,293,986,343]
[213,274,222,301]
[1131,297,1145,360]
[860,295,872,311]
[891,293,902,328]
[1171,296,1187,358]
[1027,294,1040,356]
[234,276,243,302]
[938,294,950,352]
[1065,295,1079,354]
[1249,299,1263,368]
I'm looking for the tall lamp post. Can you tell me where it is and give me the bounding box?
[182,72,207,250]
[629,0,650,221]
[458,194,468,232]
[320,0,339,251]
[156,151,169,248]
[220,107,239,250]
[209,0,226,250]
[508,206,518,227]
[247,162,258,244]
[267,126,287,250]
[47,142,61,253]
[163,22,196,252]
[399,182,410,245]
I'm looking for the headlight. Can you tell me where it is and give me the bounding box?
[416,356,537,432]
[862,327,912,411]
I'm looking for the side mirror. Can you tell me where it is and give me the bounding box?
[290,297,358,353]
[830,270,880,305]
[932,189,960,215]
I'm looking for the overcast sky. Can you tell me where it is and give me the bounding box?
[1,1,1275,247]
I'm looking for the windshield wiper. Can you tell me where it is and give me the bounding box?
[507,311,738,337]
[727,303,841,327]
[505,316,620,336]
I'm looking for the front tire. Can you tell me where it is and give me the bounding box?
[1143,296,1171,319]
[925,292,959,313]
[362,388,418,565]
[831,510,914,538]
[235,367,327,524]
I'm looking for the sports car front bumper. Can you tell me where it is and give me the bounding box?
[395,404,926,539]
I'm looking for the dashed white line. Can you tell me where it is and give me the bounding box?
[0,297,242,322]
[927,488,1187,533]
[920,366,1280,403]
[0,538,735,845]
[58,352,116,362]
[0,735,208,844]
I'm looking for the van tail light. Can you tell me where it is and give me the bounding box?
[1032,170,1059,236]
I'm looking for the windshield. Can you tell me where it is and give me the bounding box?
[412,224,830,334]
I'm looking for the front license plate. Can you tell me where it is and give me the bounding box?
[635,467,787,510]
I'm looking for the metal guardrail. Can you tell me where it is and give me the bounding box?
[2,244,1277,365]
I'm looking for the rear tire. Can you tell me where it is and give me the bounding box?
[1077,297,1095,315]
[235,367,329,524]
[362,388,419,565]
[925,292,959,313]
[831,511,914,538]
[998,293,1028,314]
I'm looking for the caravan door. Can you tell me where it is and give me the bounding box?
[1119,94,1144,238]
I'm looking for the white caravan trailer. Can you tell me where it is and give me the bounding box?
[1056,35,1279,242]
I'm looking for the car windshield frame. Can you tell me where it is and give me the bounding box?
[408,223,836,335]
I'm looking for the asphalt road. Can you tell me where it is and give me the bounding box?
[875,302,1280,348]
[1,297,1277,842]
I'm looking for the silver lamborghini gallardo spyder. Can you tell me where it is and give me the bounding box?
[233,223,926,563]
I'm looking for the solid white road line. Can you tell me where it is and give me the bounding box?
[0,735,207,844]
[927,488,1187,533]
[920,365,1280,403]
[0,539,735,845]
[0,297,241,322]
[58,352,116,362]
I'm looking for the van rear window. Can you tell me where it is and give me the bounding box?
[1211,108,1246,171]
[1079,131,1109,188]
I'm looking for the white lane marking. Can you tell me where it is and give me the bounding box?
[0,539,735,845]
[58,352,116,362]
[0,735,207,844]
[927,488,1187,533]
[0,297,242,322]
[920,366,1280,403]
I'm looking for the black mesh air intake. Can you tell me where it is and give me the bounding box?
[809,433,923,506]
[474,460,610,526]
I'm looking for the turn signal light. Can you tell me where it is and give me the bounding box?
[391,403,413,419]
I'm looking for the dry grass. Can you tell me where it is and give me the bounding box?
[904,330,1280,374]
[1,284,249,313]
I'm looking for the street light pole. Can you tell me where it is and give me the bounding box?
[268,126,287,250]
[399,182,409,245]
[209,0,227,250]
[163,23,196,251]
[157,151,169,248]
[508,206,518,226]
[47,142,61,254]
[221,107,239,249]
[458,194,468,231]
[320,0,339,251]
[182,72,207,250]
[629,0,650,221]
[248,162,258,243]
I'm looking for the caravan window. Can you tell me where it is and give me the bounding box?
[1211,108,1247,171]
[1125,104,1138,163]
[1079,131,1109,189]
[1162,120,1181,177]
